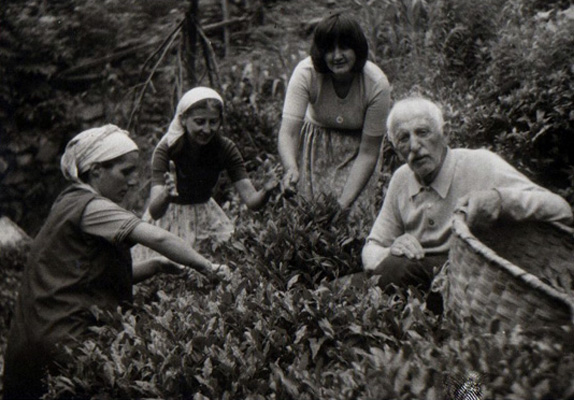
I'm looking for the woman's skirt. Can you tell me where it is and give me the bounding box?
[131,198,234,262]
[297,120,383,221]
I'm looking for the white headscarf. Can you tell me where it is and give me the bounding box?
[164,87,224,148]
[60,124,139,183]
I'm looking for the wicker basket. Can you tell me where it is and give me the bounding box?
[445,213,574,330]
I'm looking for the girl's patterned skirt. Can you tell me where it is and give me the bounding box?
[131,198,234,262]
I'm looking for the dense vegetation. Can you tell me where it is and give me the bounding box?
[1,0,574,398]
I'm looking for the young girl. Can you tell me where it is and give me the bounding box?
[134,87,277,259]
[2,125,228,400]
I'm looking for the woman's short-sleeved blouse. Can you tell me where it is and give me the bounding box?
[281,57,390,137]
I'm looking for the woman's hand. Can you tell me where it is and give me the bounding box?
[281,168,299,196]
[162,260,232,283]
[132,256,185,283]
[339,134,382,209]
[264,176,280,197]
[154,257,186,275]
[264,176,279,195]
[278,117,303,195]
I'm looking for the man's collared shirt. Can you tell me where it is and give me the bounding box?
[363,148,573,270]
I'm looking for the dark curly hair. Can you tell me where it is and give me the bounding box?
[310,13,369,74]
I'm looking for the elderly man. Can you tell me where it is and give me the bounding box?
[362,96,573,294]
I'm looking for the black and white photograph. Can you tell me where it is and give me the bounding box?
[1,0,573,398]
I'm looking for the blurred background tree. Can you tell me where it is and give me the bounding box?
[1,0,573,235]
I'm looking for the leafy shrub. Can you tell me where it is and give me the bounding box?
[221,194,368,287]
[0,241,27,388]
[3,0,574,398]
[0,244,26,335]
[42,194,574,399]
[458,4,574,201]
[47,286,574,399]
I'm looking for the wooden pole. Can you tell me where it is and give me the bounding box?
[221,0,230,58]
[195,21,221,89]
[184,0,199,86]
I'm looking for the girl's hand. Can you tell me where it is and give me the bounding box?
[261,159,280,195]
[264,175,279,193]
[164,160,179,198]
[163,172,178,198]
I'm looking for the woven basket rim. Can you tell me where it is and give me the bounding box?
[451,213,574,322]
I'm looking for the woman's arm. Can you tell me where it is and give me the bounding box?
[147,139,177,220]
[128,222,214,275]
[339,69,390,209]
[82,197,226,282]
[278,118,304,191]
[278,60,314,193]
[132,257,184,284]
[338,134,383,208]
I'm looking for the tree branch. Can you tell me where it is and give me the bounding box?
[128,31,180,129]
[54,18,246,79]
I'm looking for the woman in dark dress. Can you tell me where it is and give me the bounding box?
[2,125,228,399]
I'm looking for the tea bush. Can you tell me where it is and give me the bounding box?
[44,195,574,399]
[361,0,574,207]
[0,246,26,341]
[2,0,574,397]
[460,4,574,203]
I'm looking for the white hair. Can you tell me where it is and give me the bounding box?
[386,97,445,145]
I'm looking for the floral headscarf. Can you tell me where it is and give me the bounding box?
[164,87,224,148]
[60,124,138,183]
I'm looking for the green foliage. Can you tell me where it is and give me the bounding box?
[31,196,573,399]
[47,295,574,399]
[0,245,26,333]
[221,64,283,162]
[358,0,574,203]
[0,0,185,231]
[457,4,574,201]
[220,195,368,287]
[2,0,574,398]
[0,242,27,379]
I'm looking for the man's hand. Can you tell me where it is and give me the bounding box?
[456,189,502,229]
[390,233,424,260]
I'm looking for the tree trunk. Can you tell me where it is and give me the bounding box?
[221,0,230,58]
